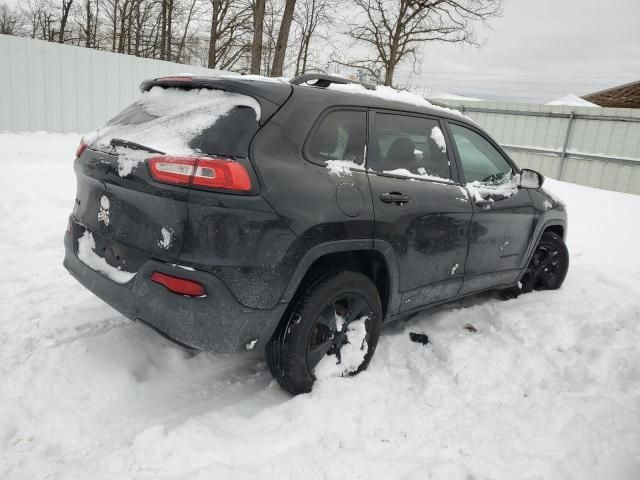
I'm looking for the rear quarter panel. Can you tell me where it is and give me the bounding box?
[249,88,376,300]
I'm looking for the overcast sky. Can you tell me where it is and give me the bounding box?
[392,0,640,102]
[5,0,638,103]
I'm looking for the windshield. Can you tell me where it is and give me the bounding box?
[86,87,261,158]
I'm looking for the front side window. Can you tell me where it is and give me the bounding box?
[369,113,451,181]
[306,110,366,166]
[448,123,513,184]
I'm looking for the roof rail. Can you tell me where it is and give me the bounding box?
[290,73,376,91]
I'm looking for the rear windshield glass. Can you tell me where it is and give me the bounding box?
[88,87,261,158]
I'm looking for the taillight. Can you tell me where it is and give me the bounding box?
[148,157,195,185]
[148,156,251,192]
[75,140,87,158]
[151,272,206,297]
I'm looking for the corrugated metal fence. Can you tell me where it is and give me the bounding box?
[2,35,639,194]
[438,100,640,195]
[0,34,225,133]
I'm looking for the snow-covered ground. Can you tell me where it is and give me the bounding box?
[1,132,639,479]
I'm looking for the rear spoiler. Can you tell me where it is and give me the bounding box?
[140,76,293,125]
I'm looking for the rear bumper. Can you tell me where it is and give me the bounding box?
[63,221,285,353]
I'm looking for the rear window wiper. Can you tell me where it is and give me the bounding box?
[110,138,165,154]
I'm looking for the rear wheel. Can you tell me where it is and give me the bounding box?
[503,231,569,298]
[267,270,382,395]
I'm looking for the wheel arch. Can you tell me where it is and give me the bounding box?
[279,240,400,320]
[543,223,565,239]
[519,217,567,275]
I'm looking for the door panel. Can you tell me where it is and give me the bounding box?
[446,122,535,294]
[463,192,535,292]
[368,112,472,312]
[369,175,472,311]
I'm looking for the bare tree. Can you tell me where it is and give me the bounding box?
[269,0,294,76]
[342,0,501,86]
[249,0,264,73]
[206,0,251,69]
[174,0,195,61]
[57,0,73,42]
[73,0,99,47]
[5,0,310,76]
[0,3,21,34]
[18,0,49,38]
[291,0,334,75]
[260,0,280,74]
[158,0,168,58]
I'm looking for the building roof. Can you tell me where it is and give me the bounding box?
[583,80,640,108]
[546,93,599,107]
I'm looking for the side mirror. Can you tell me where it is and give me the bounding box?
[519,169,544,189]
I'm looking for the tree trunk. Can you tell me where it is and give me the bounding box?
[93,0,99,48]
[84,0,92,47]
[176,0,196,63]
[111,0,118,51]
[293,31,304,76]
[301,33,310,73]
[207,1,219,68]
[270,0,295,77]
[117,0,128,53]
[159,0,166,59]
[384,65,394,86]
[134,1,141,55]
[250,0,265,74]
[58,0,73,43]
[165,0,173,60]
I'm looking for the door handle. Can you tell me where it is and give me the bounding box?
[379,192,411,205]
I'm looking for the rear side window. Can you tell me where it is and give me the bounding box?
[90,87,261,158]
[370,113,450,181]
[306,110,366,166]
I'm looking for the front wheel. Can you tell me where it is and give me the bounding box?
[267,270,382,395]
[503,231,569,298]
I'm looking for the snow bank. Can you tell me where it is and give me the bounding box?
[1,133,640,479]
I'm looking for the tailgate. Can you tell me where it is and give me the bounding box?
[72,82,285,270]
[73,148,188,263]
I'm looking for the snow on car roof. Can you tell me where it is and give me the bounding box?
[327,83,473,121]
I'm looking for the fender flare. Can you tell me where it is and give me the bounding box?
[279,239,401,320]
[519,214,567,275]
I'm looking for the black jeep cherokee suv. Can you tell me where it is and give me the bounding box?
[64,74,568,394]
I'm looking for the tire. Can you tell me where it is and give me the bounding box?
[267,270,382,395]
[503,231,569,298]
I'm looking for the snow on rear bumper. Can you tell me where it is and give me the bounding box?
[63,220,285,353]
